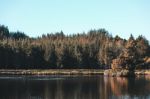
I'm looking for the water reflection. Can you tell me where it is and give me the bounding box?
[0,75,150,99]
[103,77,128,98]
[103,76,150,99]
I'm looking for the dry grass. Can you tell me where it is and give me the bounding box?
[1,69,150,76]
[135,70,150,75]
[0,69,104,75]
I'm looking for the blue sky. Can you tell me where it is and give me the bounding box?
[0,0,150,40]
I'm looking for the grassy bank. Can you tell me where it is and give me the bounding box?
[135,70,150,75]
[0,69,150,75]
[0,69,104,75]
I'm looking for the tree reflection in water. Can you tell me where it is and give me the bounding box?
[0,75,150,99]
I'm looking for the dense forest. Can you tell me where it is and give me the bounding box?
[0,25,150,69]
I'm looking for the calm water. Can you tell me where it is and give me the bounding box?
[0,75,150,99]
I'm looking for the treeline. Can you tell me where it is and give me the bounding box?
[0,25,150,69]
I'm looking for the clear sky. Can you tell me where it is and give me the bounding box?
[0,0,150,40]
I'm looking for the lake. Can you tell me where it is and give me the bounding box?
[0,75,150,99]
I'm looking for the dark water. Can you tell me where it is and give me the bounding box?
[0,75,150,99]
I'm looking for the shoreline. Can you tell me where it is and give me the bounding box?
[0,69,150,75]
[0,69,104,75]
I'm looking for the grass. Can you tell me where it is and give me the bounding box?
[135,70,150,75]
[0,69,104,75]
[0,69,150,75]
